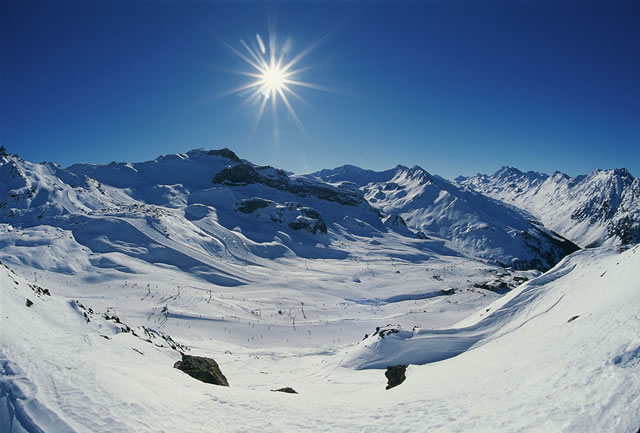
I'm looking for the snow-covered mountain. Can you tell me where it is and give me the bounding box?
[0,149,404,271]
[314,164,579,270]
[1,149,576,273]
[457,166,640,248]
[2,147,639,432]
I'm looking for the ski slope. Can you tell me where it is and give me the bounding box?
[1,241,638,432]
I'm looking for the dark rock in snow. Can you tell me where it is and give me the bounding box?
[206,148,242,163]
[174,353,229,386]
[384,215,407,227]
[237,197,273,214]
[385,365,407,390]
[271,387,298,394]
[212,164,261,185]
[373,325,401,338]
[288,218,328,235]
[415,231,429,239]
[213,163,367,207]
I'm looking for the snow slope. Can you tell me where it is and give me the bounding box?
[458,166,640,248]
[342,244,640,369]
[1,243,638,432]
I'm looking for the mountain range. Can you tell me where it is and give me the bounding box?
[1,146,638,433]
[1,148,588,272]
[457,166,640,248]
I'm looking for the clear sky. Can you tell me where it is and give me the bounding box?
[1,1,639,180]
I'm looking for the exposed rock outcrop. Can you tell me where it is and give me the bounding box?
[206,148,242,163]
[213,163,366,207]
[385,365,407,390]
[271,387,298,394]
[174,353,229,387]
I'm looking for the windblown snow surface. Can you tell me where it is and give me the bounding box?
[2,237,639,432]
[0,150,639,432]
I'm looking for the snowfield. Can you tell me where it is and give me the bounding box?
[2,244,638,432]
[1,149,639,432]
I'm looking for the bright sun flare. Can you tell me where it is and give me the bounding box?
[222,30,330,139]
[260,63,288,98]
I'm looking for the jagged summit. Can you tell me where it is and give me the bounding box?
[494,166,548,181]
[396,165,433,183]
[456,166,548,187]
[460,166,639,247]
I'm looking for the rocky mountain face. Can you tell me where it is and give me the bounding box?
[457,167,640,248]
[314,165,579,270]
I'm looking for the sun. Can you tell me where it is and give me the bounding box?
[260,63,287,98]
[221,30,330,139]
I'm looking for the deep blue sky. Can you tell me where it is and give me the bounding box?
[2,1,639,179]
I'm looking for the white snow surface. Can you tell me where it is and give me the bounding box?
[1,150,639,432]
[2,242,639,432]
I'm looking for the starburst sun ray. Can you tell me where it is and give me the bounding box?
[223,28,332,140]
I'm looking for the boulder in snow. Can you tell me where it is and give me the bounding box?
[174,353,229,387]
[271,387,298,394]
[385,365,407,390]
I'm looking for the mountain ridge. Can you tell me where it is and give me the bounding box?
[314,163,579,270]
[1,148,584,272]
[458,165,639,248]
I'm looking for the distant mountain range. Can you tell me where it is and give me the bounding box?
[456,166,639,248]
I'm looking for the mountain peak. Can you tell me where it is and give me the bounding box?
[397,164,431,178]
[495,166,523,177]
[551,170,570,180]
[323,164,367,174]
[203,148,242,164]
[595,167,634,179]
[585,168,636,186]
[493,166,548,183]
[312,165,398,186]
[162,148,243,164]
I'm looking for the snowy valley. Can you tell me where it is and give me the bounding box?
[1,148,638,433]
